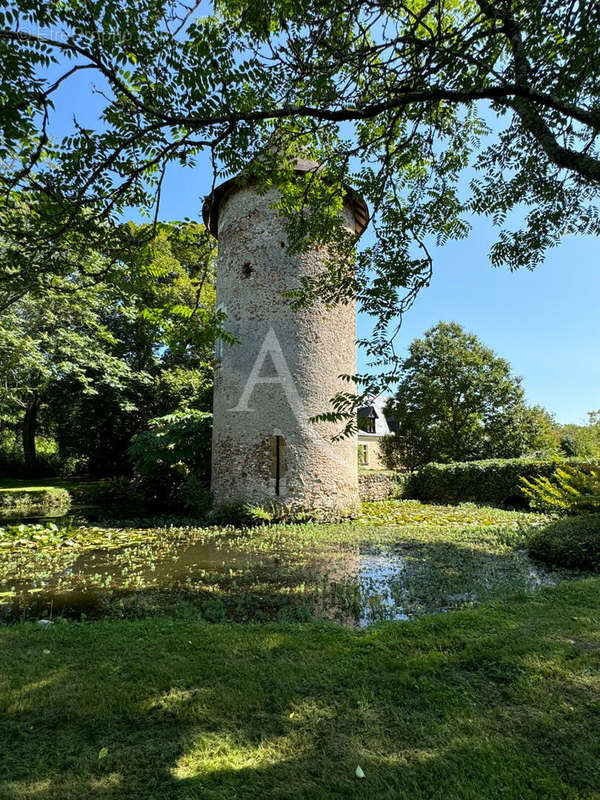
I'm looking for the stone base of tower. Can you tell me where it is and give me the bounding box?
[211,434,360,519]
[211,487,361,520]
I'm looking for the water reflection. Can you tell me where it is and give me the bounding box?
[0,529,568,627]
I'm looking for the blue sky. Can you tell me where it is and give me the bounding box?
[46,72,600,425]
[148,156,600,425]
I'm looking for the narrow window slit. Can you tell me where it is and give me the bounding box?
[271,435,287,495]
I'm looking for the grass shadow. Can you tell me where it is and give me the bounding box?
[1,578,599,799]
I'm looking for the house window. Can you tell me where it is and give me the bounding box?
[358,444,368,466]
[270,435,287,495]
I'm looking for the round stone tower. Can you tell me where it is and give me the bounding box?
[203,158,368,516]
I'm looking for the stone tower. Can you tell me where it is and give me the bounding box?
[203,158,368,516]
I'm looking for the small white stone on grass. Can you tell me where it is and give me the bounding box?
[355,765,365,779]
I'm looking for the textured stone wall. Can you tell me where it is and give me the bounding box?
[358,472,400,502]
[211,184,359,515]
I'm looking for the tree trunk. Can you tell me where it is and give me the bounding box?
[22,394,40,475]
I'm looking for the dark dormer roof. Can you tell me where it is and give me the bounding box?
[386,417,399,434]
[357,396,398,437]
[358,406,378,419]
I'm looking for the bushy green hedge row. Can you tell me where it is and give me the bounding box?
[0,488,71,515]
[528,514,600,570]
[406,458,600,507]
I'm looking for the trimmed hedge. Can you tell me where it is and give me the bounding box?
[407,458,600,507]
[0,488,71,515]
[528,514,600,570]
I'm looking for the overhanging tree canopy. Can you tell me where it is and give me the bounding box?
[2,0,600,401]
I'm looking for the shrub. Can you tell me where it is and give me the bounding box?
[409,458,600,507]
[0,487,71,515]
[89,476,148,509]
[207,502,274,527]
[527,514,600,570]
[521,465,600,514]
[174,476,212,516]
[128,410,212,509]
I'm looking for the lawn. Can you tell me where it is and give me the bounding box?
[0,478,107,517]
[0,579,599,799]
[0,501,598,799]
[0,477,103,493]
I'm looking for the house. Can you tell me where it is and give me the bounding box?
[357,396,398,470]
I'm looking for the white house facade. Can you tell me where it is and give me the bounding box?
[357,395,397,470]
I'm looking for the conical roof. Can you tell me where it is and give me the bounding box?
[202,156,369,238]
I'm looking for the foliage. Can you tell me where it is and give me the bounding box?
[84,476,149,510]
[386,322,553,467]
[128,409,212,509]
[521,465,600,515]
[0,519,80,549]
[46,220,217,477]
[489,404,561,459]
[409,457,600,508]
[528,514,600,570]
[3,0,600,408]
[208,502,277,527]
[378,433,408,472]
[0,486,70,514]
[171,475,212,517]
[0,266,138,472]
[0,214,216,477]
[559,412,600,458]
[0,432,69,478]
[0,518,166,551]
[0,501,558,630]
[357,500,543,529]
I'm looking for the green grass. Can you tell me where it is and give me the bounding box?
[0,502,597,796]
[0,487,71,516]
[1,579,599,799]
[0,477,100,492]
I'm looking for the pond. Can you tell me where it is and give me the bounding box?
[0,520,569,627]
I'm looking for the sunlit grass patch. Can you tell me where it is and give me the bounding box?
[0,580,599,799]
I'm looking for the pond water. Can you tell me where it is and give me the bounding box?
[0,525,566,627]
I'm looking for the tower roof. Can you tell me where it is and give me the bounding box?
[202,156,369,239]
